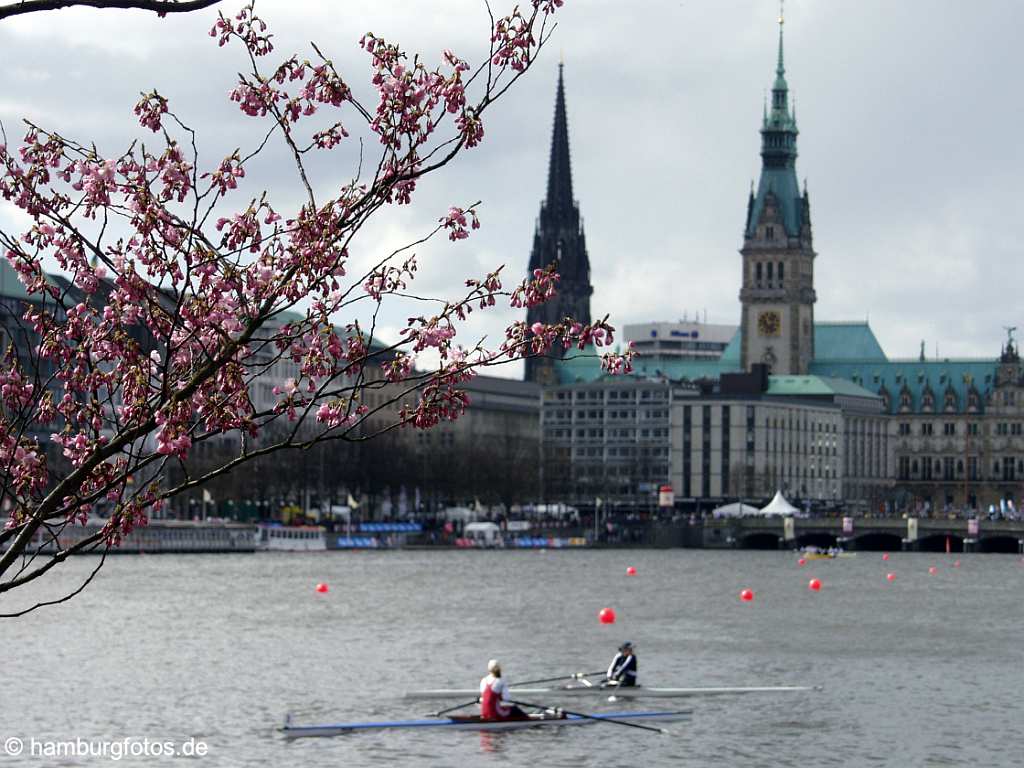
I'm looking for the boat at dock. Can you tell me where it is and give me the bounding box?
[11,517,258,554]
[256,523,327,552]
[281,709,691,737]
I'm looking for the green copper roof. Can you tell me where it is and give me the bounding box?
[808,358,999,414]
[553,347,742,385]
[720,328,742,364]
[746,14,802,239]
[767,375,881,400]
[813,322,887,361]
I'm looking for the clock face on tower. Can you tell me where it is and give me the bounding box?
[757,311,781,337]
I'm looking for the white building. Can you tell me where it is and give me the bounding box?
[624,321,738,361]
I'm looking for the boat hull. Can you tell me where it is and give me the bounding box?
[404,684,816,700]
[282,710,691,737]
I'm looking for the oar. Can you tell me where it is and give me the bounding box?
[429,697,479,717]
[508,699,673,735]
[511,670,606,687]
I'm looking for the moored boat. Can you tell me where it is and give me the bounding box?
[256,523,327,552]
[281,709,691,737]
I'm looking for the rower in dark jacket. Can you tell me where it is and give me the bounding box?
[605,641,638,687]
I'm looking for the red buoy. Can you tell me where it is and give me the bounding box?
[928,566,938,575]
[598,607,617,624]
[626,566,637,576]
[315,583,329,593]
[740,589,754,602]
[953,560,961,568]
[886,572,896,582]
[882,553,890,561]
[798,558,807,566]
[808,578,822,592]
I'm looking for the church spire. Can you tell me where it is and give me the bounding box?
[545,63,574,219]
[525,64,593,385]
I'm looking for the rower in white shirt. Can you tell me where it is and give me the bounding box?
[605,642,638,687]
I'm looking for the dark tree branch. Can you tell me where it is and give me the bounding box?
[0,0,221,20]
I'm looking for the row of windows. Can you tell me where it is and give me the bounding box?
[546,408,671,421]
[899,421,1017,436]
[551,389,669,402]
[897,456,1021,481]
[753,261,785,282]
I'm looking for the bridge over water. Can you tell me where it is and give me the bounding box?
[702,517,1024,553]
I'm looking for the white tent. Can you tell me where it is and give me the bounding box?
[759,491,800,517]
[443,506,476,522]
[711,502,760,519]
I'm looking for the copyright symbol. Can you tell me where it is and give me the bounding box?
[4,737,23,756]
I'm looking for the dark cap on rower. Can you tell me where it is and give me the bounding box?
[620,641,633,650]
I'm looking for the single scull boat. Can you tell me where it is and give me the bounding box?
[281,709,691,737]
[404,684,817,700]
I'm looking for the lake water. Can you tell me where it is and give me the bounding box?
[3,549,1023,767]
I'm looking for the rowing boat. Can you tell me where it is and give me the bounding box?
[281,709,691,737]
[404,684,817,700]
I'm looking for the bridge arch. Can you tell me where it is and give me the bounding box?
[852,532,903,551]
[917,534,963,553]
[795,532,837,549]
[978,535,1021,554]
[741,532,782,550]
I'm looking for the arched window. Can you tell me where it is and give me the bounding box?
[766,262,774,281]
[755,262,762,282]
[778,261,784,281]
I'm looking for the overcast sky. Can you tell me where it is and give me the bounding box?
[2,0,1022,376]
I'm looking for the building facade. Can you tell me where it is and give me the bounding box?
[542,366,888,511]
[889,338,1024,514]
[624,321,738,361]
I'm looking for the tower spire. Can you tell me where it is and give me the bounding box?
[525,65,593,385]
[739,1,815,377]
[777,0,785,77]
[546,62,574,218]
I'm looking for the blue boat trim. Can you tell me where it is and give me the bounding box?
[283,710,691,733]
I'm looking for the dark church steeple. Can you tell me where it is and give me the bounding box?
[739,7,816,376]
[525,64,593,385]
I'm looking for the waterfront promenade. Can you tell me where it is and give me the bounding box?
[10,514,1023,554]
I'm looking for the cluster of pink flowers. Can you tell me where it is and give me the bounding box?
[209,3,273,56]
[441,206,480,241]
[203,151,245,195]
[382,353,415,383]
[134,91,169,133]
[315,400,367,429]
[511,266,559,308]
[363,255,416,302]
